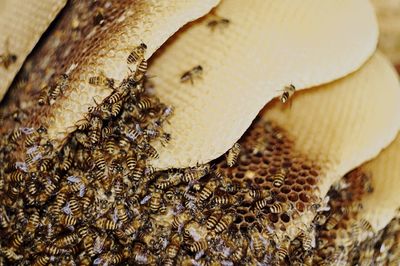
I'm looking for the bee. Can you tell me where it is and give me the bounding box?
[249,227,264,258]
[160,132,172,147]
[165,233,181,260]
[325,213,342,230]
[213,195,237,206]
[137,97,154,112]
[25,131,40,147]
[269,202,289,213]
[0,38,17,69]
[75,132,91,148]
[45,245,62,255]
[226,143,240,167]
[69,198,81,217]
[15,209,27,224]
[104,139,119,155]
[359,218,374,232]
[254,196,273,210]
[89,129,101,145]
[116,202,129,223]
[298,231,313,251]
[10,233,24,249]
[276,243,289,263]
[49,74,69,103]
[182,166,208,183]
[32,255,50,266]
[107,89,128,104]
[313,213,328,226]
[96,218,118,230]
[206,210,222,230]
[272,168,287,187]
[93,6,105,25]
[9,128,22,143]
[189,239,208,253]
[38,158,52,172]
[124,218,144,236]
[126,155,137,171]
[25,210,40,234]
[231,239,247,262]
[143,143,159,159]
[52,191,67,216]
[75,118,91,131]
[149,191,162,212]
[180,65,203,84]
[214,213,235,233]
[89,72,114,88]
[279,84,296,104]
[172,211,192,230]
[131,162,145,182]
[55,233,78,247]
[198,180,218,202]
[133,59,148,81]
[10,170,24,183]
[249,189,271,200]
[92,149,106,171]
[207,17,230,31]
[111,101,122,116]
[155,174,180,190]
[127,43,147,64]
[60,214,77,226]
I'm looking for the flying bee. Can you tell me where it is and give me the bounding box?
[89,72,114,88]
[189,239,208,253]
[180,65,203,84]
[198,180,218,202]
[214,213,235,234]
[207,17,230,31]
[127,43,147,64]
[272,168,287,187]
[0,38,17,69]
[206,210,222,230]
[226,143,240,167]
[279,84,296,104]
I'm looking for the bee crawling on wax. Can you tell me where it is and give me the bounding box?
[0,38,17,69]
[207,16,231,31]
[180,65,203,85]
[279,84,296,104]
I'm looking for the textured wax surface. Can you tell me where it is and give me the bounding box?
[0,0,67,101]
[358,133,400,231]
[148,0,378,169]
[263,52,400,198]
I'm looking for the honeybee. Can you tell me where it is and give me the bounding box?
[133,59,148,82]
[48,74,69,103]
[149,191,162,212]
[272,168,287,187]
[198,180,218,202]
[92,149,106,171]
[254,196,273,210]
[111,101,122,116]
[55,233,79,247]
[0,38,17,69]
[207,17,230,31]
[9,128,22,143]
[226,143,240,167]
[279,84,296,104]
[189,239,208,253]
[214,213,235,234]
[269,202,290,214]
[131,162,145,182]
[60,214,77,226]
[137,97,154,112]
[107,89,128,104]
[172,211,192,230]
[32,255,50,266]
[10,170,24,183]
[182,166,209,183]
[89,72,114,88]
[231,238,247,262]
[276,239,290,263]
[213,195,237,206]
[10,233,24,249]
[205,210,222,230]
[115,202,129,223]
[25,210,40,234]
[127,43,147,64]
[325,213,342,230]
[249,227,265,258]
[96,218,118,230]
[180,65,203,84]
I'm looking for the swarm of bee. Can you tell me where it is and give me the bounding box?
[0,1,399,265]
